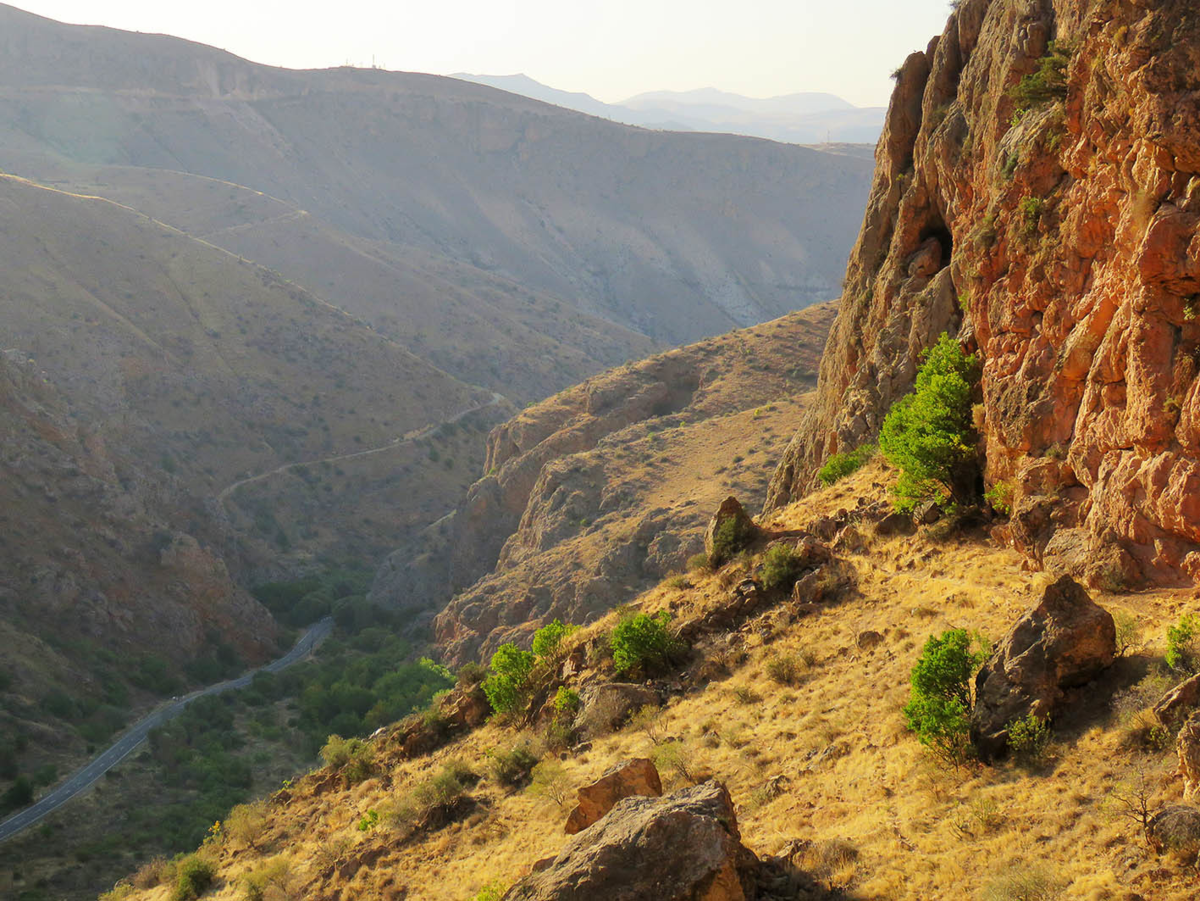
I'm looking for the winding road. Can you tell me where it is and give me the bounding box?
[0,617,334,845]
[217,392,507,505]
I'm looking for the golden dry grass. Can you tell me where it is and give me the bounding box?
[117,461,1199,901]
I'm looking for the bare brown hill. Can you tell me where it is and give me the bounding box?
[368,303,836,663]
[0,3,872,397]
[766,0,1200,588]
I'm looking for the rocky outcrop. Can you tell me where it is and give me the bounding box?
[1148,806,1200,857]
[1179,713,1200,801]
[1155,674,1200,729]
[971,576,1115,761]
[704,498,763,564]
[504,781,759,901]
[564,759,663,835]
[575,683,661,739]
[766,0,1200,586]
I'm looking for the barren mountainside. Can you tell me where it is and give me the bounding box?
[0,2,873,392]
[767,0,1200,588]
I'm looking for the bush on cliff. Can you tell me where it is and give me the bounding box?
[482,644,536,715]
[879,334,980,512]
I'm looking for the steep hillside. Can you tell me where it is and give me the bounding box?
[766,0,1200,588]
[104,460,1200,901]
[0,3,872,371]
[0,173,501,793]
[369,303,836,661]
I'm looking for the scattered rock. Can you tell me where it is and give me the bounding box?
[1147,806,1200,858]
[874,511,916,537]
[913,500,942,525]
[704,497,762,564]
[564,758,663,835]
[970,576,1116,762]
[1155,674,1200,728]
[504,781,759,901]
[856,630,884,651]
[1179,713,1200,801]
[575,683,660,738]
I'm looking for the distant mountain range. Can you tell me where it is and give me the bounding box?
[453,74,886,144]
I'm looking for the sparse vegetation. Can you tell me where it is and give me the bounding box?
[879,334,980,512]
[1009,40,1072,113]
[816,443,876,486]
[903,629,987,768]
[760,543,808,592]
[980,863,1063,901]
[1008,714,1052,768]
[710,516,756,567]
[984,481,1015,516]
[610,611,678,675]
[528,760,572,806]
[1166,614,1200,674]
[482,644,537,715]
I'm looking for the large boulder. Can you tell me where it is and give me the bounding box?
[970,576,1116,762]
[505,781,759,901]
[1179,713,1200,801]
[575,683,660,738]
[704,497,761,565]
[564,758,663,835]
[1148,806,1200,858]
[1155,673,1200,729]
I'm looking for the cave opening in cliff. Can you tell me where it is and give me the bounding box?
[920,223,953,270]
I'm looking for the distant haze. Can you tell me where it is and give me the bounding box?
[11,0,955,108]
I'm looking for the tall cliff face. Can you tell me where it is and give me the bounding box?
[767,0,1200,586]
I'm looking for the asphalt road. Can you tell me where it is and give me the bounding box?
[0,616,334,845]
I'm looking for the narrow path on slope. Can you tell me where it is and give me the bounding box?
[0,617,335,845]
[216,392,507,506]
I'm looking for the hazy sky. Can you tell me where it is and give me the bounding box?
[13,1,955,107]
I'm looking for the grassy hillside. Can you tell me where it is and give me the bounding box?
[95,460,1197,901]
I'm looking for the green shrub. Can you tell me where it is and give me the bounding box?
[457,661,488,688]
[1009,40,1071,112]
[610,611,677,675]
[532,620,577,660]
[687,552,712,572]
[1008,714,1052,768]
[1166,615,1200,674]
[482,644,537,715]
[710,516,755,567]
[318,735,374,784]
[984,481,1015,516]
[760,544,807,592]
[553,686,581,716]
[486,743,539,788]
[903,629,987,768]
[1113,610,1143,657]
[99,884,134,901]
[879,334,980,513]
[474,881,510,901]
[1019,196,1044,236]
[766,654,806,686]
[0,775,32,812]
[171,854,215,901]
[817,443,876,486]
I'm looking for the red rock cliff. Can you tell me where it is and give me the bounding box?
[767,0,1200,586]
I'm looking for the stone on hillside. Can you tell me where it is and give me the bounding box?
[1155,673,1200,728]
[575,683,660,738]
[970,576,1116,762]
[704,497,761,565]
[564,758,663,835]
[1147,806,1200,857]
[504,781,759,901]
[1179,713,1200,801]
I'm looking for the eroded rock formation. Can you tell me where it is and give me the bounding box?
[767,0,1200,585]
[564,758,663,835]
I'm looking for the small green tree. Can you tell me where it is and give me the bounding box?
[879,333,980,512]
[760,544,807,592]
[710,517,755,566]
[482,644,536,715]
[903,629,987,768]
[610,611,677,675]
[532,620,578,660]
[1166,614,1200,674]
